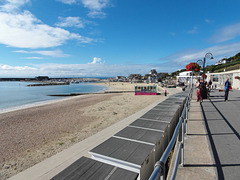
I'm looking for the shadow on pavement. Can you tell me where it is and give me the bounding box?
[209,99,240,140]
[200,102,224,180]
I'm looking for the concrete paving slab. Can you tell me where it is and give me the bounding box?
[114,126,164,144]
[89,137,154,166]
[51,156,139,180]
[140,114,174,122]
[152,107,179,111]
[145,110,177,116]
[130,119,169,131]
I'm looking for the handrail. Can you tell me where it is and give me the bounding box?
[149,88,192,180]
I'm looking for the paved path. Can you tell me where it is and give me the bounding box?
[175,89,240,180]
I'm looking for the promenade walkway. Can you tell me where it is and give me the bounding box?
[175,89,240,180]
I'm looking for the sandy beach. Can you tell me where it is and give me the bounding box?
[0,82,180,179]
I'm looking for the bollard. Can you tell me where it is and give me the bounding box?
[165,90,167,96]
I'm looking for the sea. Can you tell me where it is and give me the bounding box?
[0,81,107,112]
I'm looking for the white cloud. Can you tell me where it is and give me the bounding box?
[14,49,70,57]
[33,50,70,57]
[205,19,210,23]
[89,57,103,64]
[163,42,240,70]
[0,0,93,49]
[0,62,156,77]
[187,26,198,34]
[211,23,240,43]
[81,0,109,10]
[205,19,214,24]
[56,16,86,28]
[56,0,112,18]
[0,64,38,77]
[0,0,30,12]
[87,10,106,18]
[56,0,78,5]
[0,11,93,48]
[81,0,111,18]
[23,57,44,59]
[0,64,36,71]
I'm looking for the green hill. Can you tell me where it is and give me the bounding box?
[206,52,240,73]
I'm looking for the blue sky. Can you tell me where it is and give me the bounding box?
[0,0,240,77]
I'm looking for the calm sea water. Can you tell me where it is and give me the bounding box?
[0,81,106,111]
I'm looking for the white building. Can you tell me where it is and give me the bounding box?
[207,69,240,89]
[176,71,203,84]
[215,59,230,65]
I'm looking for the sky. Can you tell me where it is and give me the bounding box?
[0,0,240,77]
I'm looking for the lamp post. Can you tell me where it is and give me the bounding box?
[197,59,203,80]
[202,53,213,99]
[203,52,214,82]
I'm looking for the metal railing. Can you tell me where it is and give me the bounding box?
[149,88,193,180]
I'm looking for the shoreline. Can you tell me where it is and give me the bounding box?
[0,83,108,114]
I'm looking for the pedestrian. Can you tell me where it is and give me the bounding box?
[201,80,208,99]
[207,79,212,97]
[208,79,212,90]
[196,80,203,102]
[224,78,231,101]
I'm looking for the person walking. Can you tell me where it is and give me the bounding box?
[224,78,231,101]
[196,80,203,102]
[208,79,212,90]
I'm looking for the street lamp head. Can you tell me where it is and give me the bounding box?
[205,52,214,59]
[196,59,203,67]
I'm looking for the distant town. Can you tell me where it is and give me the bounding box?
[0,69,169,84]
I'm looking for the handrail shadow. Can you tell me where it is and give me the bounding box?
[184,163,240,167]
[209,99,240,140]
[200,102,224,180]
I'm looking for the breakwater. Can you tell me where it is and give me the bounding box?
[27,82,70,86]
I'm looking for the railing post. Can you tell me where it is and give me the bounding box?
[181,121,184,166]
[178,119,182,142]
[163,165,166,180]
[185,99,188,134]
[178,118,183,166]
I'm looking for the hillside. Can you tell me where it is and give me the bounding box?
[206,52,240,72]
